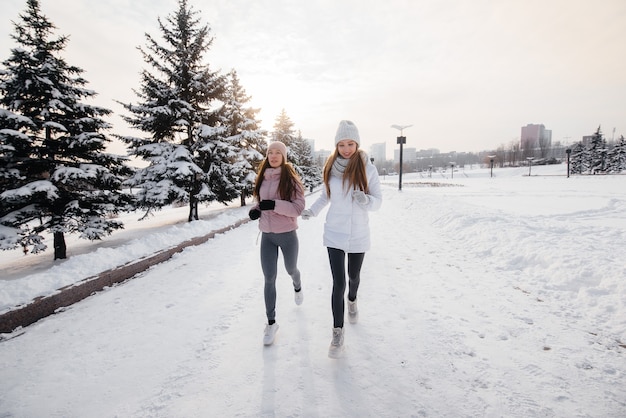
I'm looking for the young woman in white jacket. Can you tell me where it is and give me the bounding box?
[301,120,382,358]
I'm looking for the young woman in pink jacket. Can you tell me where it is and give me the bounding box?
[249,141,306,346]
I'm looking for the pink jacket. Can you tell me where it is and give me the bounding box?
[255,167,305,234]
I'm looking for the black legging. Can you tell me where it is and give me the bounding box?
[327,247,365,328]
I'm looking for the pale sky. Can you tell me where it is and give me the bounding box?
[2,0,625,158]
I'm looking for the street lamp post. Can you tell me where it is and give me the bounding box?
[391,124,413,191]
[566,148,571,178]
[527,157,534,176]
[488,155,496,178]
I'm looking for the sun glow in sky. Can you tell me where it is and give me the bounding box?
[2,0,625,158]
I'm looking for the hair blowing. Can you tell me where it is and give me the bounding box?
[323,149,369,197]
[253,159,304,201]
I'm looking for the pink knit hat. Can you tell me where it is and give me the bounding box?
[267,141,288,160]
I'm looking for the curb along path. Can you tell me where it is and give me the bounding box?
[0,218,250,334]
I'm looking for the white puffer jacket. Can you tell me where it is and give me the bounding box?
[308,158,382,253]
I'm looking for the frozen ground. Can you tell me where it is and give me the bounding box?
[1,165,625,417]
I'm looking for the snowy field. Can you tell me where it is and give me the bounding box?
[1,165,625,417]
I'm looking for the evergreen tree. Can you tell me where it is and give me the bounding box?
[270,109,321,189]
[220,70,266,206]
[607,135,626,173]
[271,109,297,147]
[0,0,132,259]
[290,130,322,191]
[587,126,607,174]
[118,0,229,221]
[569,142,587,175]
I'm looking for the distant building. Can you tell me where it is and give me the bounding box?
[370,143,386,163]
[521,124,552,151]
[394,147,417,163]
[417,148,440,157]
[581,135,594,146]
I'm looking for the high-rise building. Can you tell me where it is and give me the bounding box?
[394,147,417,163]
[370,143,386,163]
[521,124,552,150]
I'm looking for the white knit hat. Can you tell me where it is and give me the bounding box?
[334,120,360,145]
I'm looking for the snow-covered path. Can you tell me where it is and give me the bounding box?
[1,170,625,417]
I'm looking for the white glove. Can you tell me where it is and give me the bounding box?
[352,190,369,206]
[301,209,314,220]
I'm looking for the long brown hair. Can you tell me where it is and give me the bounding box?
[253,158,304,201]
[322,148,369,197]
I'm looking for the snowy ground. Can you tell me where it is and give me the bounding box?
[0,199,249,313]
[1,165,625,417]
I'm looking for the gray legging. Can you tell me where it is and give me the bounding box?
[260,231,301,322]
[327,247,365,328]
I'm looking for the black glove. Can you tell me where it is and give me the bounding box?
[259,200,276,211]
[249,208,261,220]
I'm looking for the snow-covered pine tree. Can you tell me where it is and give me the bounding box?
[607,135,626,173]
[272,109,297,147]
[569,142,587,175]
[587,126,607,174]
[117,0,230,222]
[0,0,132,259]
[270,109,320,190]
[290,130,322,191]
[220,70,266,206]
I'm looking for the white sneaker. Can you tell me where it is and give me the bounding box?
[348,299,358,324]
[294,289,303,306]
[263,323,279,346]
[328,327,344,358]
